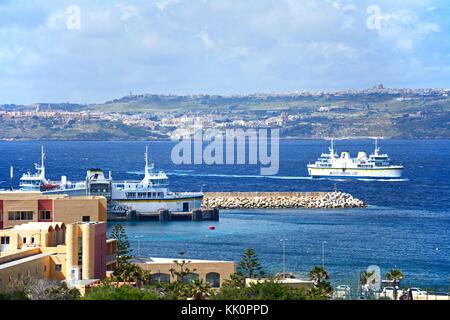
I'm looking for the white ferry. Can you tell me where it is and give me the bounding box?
[307,139,403,179]
[18,146,203,214]
[107,147,203,214]
[19,146,86,195]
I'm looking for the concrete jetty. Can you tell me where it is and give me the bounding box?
[202,192,367,209]
[107,208,220,222]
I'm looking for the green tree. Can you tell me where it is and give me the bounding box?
[360,271,375,287]
[214,280,307,300]
[309,266,329,286]
[386,269,404,300]
[187,280,214,300]
[237,248,265,279]
[2,278,80,300]
[84,285,159,300]
[110,224,132,265]
[111,263,152,287]
[169,259,197,283]
[309,266,332,299]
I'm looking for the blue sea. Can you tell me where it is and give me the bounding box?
[0,140,449,291]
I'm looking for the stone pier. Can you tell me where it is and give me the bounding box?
[202,192,367,209]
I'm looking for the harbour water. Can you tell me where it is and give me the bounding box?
[0,140,449,290]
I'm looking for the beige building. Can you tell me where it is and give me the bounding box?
[133,257,236,288]
[0,193,107,229]
[0,221,117,292]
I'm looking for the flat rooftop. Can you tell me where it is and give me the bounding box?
[0,192,104,201]
[132,257,234,264]
[0,253,51,270]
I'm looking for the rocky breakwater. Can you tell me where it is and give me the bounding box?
[203,192,367,209]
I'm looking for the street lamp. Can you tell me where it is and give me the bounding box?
[321,241,328,268]
[280,238,288,278]
[135,236,142,257]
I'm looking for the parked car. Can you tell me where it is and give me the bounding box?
[409,288,427,298]
[381,286,404,299]
[333,285,351,299]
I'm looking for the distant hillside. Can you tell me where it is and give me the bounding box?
[1,86,449,140]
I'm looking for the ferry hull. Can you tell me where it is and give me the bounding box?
[308,167,403,179]
[113,196,203,214]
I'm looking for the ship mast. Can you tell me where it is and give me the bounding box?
[329,138,337,159]
[143,146,154,185]
[144,146,150,177]
[374,137,380,156]
[36,146,46,181]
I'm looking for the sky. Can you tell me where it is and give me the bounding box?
[0,0,449,104]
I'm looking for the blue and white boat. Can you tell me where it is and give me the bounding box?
[18,146,203,214]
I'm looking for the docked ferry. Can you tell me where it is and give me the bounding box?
[307,139,403,179]
[18,147,203,214]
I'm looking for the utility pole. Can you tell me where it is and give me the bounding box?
[280,238,288,278]
[9,165,14,191]
[322,241,328,269]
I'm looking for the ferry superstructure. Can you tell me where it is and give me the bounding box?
[307,139,403,179]
[19,146,86,195]
[17,146,203,214]
[107,147,203,214]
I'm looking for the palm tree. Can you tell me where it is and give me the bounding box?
[188,280,213,300]
[309,266,332,299]
[309,266,329,286]
[113,263,150,287]
[386,269,404,300]
[360,271,374,288]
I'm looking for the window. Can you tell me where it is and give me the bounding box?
[23,237,27,244]
[39,210,52,220]
[178,273,199,284]
[44,266,47,272]
[1,236,10,245]
[31,237,35,244]
[82,216,90,222]
[206,272,221,288]
[151,273,171,284]
[55,264,62,272]
[8,211,33,221]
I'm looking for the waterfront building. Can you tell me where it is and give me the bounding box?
[0,193,107,229]
[132,257,236,288]
[0,221,117,292]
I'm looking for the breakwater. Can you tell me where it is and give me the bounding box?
[203,192,367,209]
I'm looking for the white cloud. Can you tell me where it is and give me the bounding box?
[0,0,448,103]
[117,4,139,21]
[197,31,214,48]
[154,0,180,11]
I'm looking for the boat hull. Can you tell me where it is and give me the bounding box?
[308,167,403,179]
[112,196,203,214]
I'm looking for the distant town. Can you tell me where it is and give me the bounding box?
[1,85,449,140]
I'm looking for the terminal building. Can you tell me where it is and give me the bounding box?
[0,193,107,229]
[0,192,235,294]
[0,221,117,292]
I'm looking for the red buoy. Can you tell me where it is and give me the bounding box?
[209,226,216,230]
